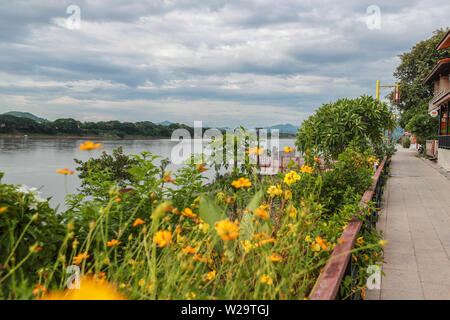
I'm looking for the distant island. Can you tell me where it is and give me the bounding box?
[0,111,298,139]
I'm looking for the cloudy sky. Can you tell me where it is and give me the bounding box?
[0,0,448,127]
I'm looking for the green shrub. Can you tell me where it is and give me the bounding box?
[402,137,411,149]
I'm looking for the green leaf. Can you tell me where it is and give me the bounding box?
[199,195,226,227]
[240,189,264,241]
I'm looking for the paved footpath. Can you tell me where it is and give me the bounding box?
[366,147,450,300]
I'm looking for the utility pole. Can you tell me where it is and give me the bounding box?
[376,81,400,138]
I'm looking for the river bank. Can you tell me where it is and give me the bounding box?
[0,134,168,140]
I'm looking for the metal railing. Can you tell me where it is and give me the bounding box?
[438,135,450,149]
[309,156,388,300]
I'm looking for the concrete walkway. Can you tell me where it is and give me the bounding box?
[366,147,450,300]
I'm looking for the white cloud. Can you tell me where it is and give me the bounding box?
[0,0,449,126]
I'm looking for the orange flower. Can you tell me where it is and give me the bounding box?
[107,239,121,247]
[260,275,273,285]
[79,141,103,151]
[192,254,208,263]
[164,175,175,183]
[133,218,145,227]
[197,163,208,172]
[181,246,198,254]
[56,168,74,175]
[32,284,48,296]
[0,207,7,213]
[269,253,282,262]
[73,252,90,264]
[300,165,314,174]
[231,177,252,189]
[315,236,328,251]
[40,276,127,300]
[115,198,121,203]
[181,207,197,218]
[254,207,270,220]
[152,230,172,248]
[215,220,240,241]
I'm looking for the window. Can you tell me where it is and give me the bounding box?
[441,105,448,135]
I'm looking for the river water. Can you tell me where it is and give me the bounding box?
[0,138,295,209]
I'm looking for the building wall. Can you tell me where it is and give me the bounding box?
[438,147,450,171]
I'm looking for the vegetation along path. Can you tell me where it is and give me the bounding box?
[366,147,450,300]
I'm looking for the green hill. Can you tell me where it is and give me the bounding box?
[2,111,48,123]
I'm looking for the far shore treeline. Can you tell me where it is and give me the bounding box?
[0,114,195,138]
[0,114,296,139]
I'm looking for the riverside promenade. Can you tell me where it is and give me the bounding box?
[366,147,450,300]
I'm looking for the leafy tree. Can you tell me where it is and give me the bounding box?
[295,95,395,159]
[405,111,439,145]
[74,147,139,195]
[393,28,449,141]
[53,118,81,134]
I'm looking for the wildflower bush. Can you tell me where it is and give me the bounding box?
[0,140,386,300]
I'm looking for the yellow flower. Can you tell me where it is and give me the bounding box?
[241,240,257,253]
[73,252,90,265]
[284,171,301,186]
[267,184,282,197]
[204,270,216,281]
[0,207,7,213]
[215,220,240,241]
[378,239,388,246]
[287,205,297,218]
[231,177,252,189]
[309,243,321,252]
[181,207,197,218]
[132,218,145,227]
[107,239,121,247]
[152,230,172,248]
[79,141,103,151]
[56,168,74,175]
[284,189,292,200]
[254,207,270,220]
[40,276,127,300]
[300,165,314,174]
[138,279,145,287]
[269,253,282,262]
[185,292,196,300]
[284,146,295,152]
[356,236,365,245]
[305,235,312,242]
[260,275,273,285]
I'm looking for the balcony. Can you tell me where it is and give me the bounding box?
[424,58,450,110]
[429,88,450,112]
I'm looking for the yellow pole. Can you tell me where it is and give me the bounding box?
[376,80,380,101]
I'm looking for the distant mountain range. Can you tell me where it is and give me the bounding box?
[2,111,48,123]
[265,123,299,134]
[2,112,299,134]
[158,120,300,134]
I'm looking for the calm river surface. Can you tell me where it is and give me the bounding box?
[0,138,295,209]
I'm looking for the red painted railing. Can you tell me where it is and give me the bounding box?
[309,156,387,300]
